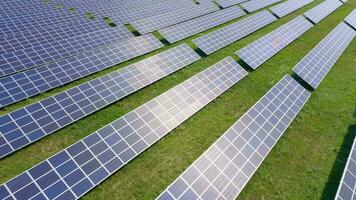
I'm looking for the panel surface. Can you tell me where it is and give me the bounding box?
[0,56,248,200]
[0,44,201,159]
[344,9,356,29]
[193,11,277,55]
[157,75,311,200]
[159,6,246,43]
[293,22,355,89]
[130,3,219,34]
[0,35,163,108]
[269,0,313,18]
[303,0,342,23]
[236,16,313,69]
[215,0,248,8]
[334,137,356,200]
[240,0,282,13]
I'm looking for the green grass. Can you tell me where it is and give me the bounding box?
[1,1,356,199]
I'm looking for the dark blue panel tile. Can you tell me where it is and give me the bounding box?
[36,171,60,190]
[67,142,86,157]
[29,161,52,179]
[49,151,70,167]
[89,167,108,184]
[81,159,101,175]
[104,132,122,146]
[64,169,85,187]
[71,178,93,197]
[119,148,136,163]
[97,125,115,138]
[0,185,10,199]
[13,183,40,200]
[10,136,29,149]
[74,150,93,166]
[44,180,67,199]
[104,157,123,173]
[56,160,77,177]
[4,129,23,142]
[157,191,174,200]
[97,149,115,164]
[90,141,108,155]
[83,133,101,147]
[0,145,12,157]
[32,193,47,200]
[27,130,46,142]
[55,190,76,200]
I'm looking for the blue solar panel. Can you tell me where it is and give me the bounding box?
[0,44,201,158]
[0,35,163,108]
[303,0,342,24]
[0,26,133,77]
[0,56,248,200]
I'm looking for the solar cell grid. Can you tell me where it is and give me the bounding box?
[0,34,163,108]
[130,3,219,34]
[240,0,282,13]
[0,56,248,200]
[215,0,248,8]
[157,75,311,200]
[303,0,342,24]
[236,16,314,69]
[158,6,246,43]
[0,26,133,77]
[0,24,125,55]
[269,0,313,18]
[344,9,356,29]
[334,137,356,200]
[193,11,277,55]
[293,22,355,89]
[0,44,200,158]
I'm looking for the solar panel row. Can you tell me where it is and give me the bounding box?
[236,16,314,69]
[0,56,248,200]
[193,11,277,55]
[269,0,314,18]
[0,35,163,108]
[303,0,343,24]
[0,25,127,55]
[334,137,356,200]
[240,0,282,13]
[215,0,248,8]
[0,26,133,77]
[344,9,356,29]
[293,22,355,89]
[0,44,200,159]
[157,75,311,200]
[130,3,219,34]
[158,6,246,44]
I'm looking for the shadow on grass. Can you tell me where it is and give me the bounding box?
[291,73,315,92]
[320,122,356,199]
[193,47,208,58]
[237,58,254,72]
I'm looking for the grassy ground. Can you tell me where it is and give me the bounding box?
[0,0,356,199]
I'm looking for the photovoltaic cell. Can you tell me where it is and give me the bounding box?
[130,3,219,34]
[157,75,311,200]
[269,0,313,18]
[344,9,356,29]
[0,26,133,77]
[158,6,246,43]
[293,22,355,89]
[193,11,277,55]
[215,0,248,8]
[0,44,201,159]
[236,16,313,69]
[303,0,342,24]
[334,137,356,200]
[240,0,282,13]
[0,35,163,108]
[0,56,248,200]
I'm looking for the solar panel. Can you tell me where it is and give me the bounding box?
[0,44,201,158]
[292,22,355,89]
[334,137,356,200]
[303,0,342,24]
[193,11,277,55]
[269,0,313,18]
[130,3,219,34]
[215,0,248,8]
[0,25,130,55]
[0,35,163,108]
[236,16,313,69]
[158,6,246,43]
[157,75,311,200]
[0,56,248,200]
[344,9,356,29]
[240,0,282,13]
[0,26,134,77]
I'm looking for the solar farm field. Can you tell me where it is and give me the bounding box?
[0,0,355,199]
